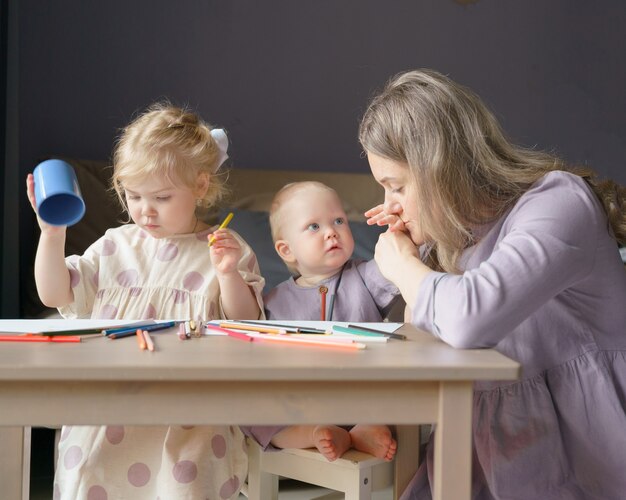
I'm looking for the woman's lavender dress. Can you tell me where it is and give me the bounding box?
[405,172,626,499]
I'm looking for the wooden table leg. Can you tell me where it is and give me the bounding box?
[0,426,30,500]
[393,425,421,499]
[433,381,472,500]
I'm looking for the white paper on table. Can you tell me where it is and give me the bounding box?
[0,319,158,333]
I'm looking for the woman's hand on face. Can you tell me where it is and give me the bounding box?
[374,228,421,284]
[26,174,66,234]
[365,204,406,232]
[208,230,242,274]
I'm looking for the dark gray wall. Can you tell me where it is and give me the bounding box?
[17,0,626,180]
[8,0,626,315]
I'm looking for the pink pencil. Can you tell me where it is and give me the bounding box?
[204,323,253,342]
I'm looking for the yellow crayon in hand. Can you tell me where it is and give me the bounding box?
[208,212,234,247]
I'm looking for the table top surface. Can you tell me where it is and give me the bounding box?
[0,321,520,382]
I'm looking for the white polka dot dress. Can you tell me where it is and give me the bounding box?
[60,224,264,321]
[54,224,265,499]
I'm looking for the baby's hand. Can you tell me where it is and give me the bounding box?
[26,174,66,234]
[364,204,406,232]
[208,229,242,274]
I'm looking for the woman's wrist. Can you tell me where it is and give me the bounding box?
[394,256,432,308]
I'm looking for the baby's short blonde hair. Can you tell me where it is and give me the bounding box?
[112,102,228,214]
[269,181,342,275]
[269,181,340,242]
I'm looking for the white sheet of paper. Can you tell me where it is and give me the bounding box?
[0,319,158,333]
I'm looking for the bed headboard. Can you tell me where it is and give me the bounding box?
[224,168,383,222]
[24,158,388,316]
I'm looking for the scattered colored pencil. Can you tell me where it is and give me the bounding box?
[347,324,406,340]
[205,323,253,342]
[332,325,387,337]
[251,333,365,350]
[219,322,286,335]
[0,335,81,343]
[105,321,176,338]
[235,320,327,334]
[136,329,147,350]
[142,330,155,351]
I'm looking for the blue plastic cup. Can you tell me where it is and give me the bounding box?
[33,159,85,226]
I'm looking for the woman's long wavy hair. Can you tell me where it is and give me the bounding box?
[359,69,625,273]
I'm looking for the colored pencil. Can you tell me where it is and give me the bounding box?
[249,332,365,350]
[33,328,106,336]
[208,212,234,246]
[235,320,327,334]
[105,321,176,338]
[0,335,81,343]
[205,323,253,342]
[136,329,147,350]
[177,322,187,340]
[347,324,407,340]
[142,330,155,351]
[218,322,286,335]
[101,321,157,336]
[294,333,387,343]
[332,325,387,337]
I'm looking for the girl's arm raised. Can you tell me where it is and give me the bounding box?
[34,231,74,307]
[26,174,74,307]
[209,229,262,320]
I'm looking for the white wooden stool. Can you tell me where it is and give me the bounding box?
[245,443,392,500]
[244,425,421,500]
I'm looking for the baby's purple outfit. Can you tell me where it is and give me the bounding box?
[264,258,399,322]
[242,258,399,449]
[404,172,626,499]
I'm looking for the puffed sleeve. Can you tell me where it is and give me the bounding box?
[57,237,103,319]
[411,173,602,348]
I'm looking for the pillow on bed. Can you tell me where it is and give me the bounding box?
[220,208,385,292]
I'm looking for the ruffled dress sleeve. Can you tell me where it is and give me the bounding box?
[57,235,106,319]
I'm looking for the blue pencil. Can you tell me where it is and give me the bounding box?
[106,321,177,338]
[101,321,158,336]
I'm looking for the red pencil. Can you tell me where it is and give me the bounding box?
[0,335,81,343]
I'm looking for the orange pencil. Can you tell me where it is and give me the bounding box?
[254,334,365,350]
[136,329,147,350]
[218,322,286,335]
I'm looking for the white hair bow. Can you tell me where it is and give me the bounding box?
[210,128,229,171]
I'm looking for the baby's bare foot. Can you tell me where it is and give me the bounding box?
[312,425,352,462]
[349,425,397,461]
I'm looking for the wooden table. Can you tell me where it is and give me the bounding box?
[0,321,519,500]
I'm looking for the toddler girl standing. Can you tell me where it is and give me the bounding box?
[26,103,264,499]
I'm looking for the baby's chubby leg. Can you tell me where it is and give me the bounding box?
[349,425,397,461]
[269,425,351,462]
